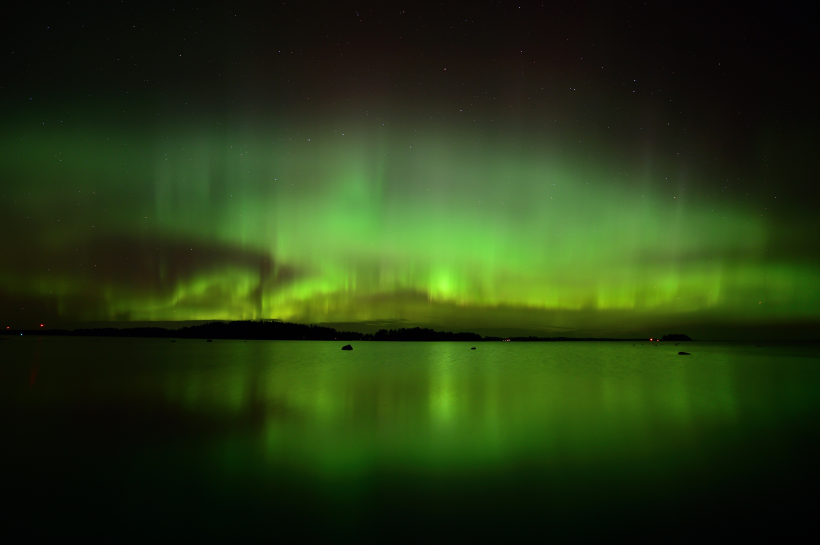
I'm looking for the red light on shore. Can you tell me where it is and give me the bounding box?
[40,324,44,327]
[649,338,653,341]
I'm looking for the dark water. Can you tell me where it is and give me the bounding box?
[1,337,818,538]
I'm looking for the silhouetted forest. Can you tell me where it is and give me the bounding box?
[660,334,693,341]
[5,320,676,342]
[373,327,484,342]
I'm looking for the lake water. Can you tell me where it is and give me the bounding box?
[1,337,818,538]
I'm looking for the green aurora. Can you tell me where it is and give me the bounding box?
[2,112,816,339]
[1,4,817,339]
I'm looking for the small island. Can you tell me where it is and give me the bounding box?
[661,334,693,342]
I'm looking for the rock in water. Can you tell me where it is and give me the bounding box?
[471,347,476,350]
[341,344,353,350]
[678,351,691,355]
[206,339,213,343]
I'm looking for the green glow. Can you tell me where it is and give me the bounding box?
[1,118,817,336]
[155,341,748,472]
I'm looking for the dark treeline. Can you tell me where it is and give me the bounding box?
[505,336,634,341]
[10,321,368,341]
[373,327,485,342]
[660,334,693,341]
[4,320,678,342]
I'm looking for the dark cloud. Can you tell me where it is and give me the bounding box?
[7,234,294,289]
[0,234,301,327]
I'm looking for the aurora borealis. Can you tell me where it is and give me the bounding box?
[2,2,817,338]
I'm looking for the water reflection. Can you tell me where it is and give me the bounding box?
[147,341,777,474]
[2,337,818,537]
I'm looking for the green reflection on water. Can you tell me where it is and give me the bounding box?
[146,341,807,475]
[2,337,818,535]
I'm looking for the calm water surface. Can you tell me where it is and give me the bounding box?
[1,337,818,537]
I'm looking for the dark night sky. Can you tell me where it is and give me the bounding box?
[1,1,818,339]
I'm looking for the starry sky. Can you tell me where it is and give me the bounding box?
[1,2,817,339]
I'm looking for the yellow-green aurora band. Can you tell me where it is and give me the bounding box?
[2,116,817,337]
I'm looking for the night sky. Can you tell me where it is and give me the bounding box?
[1,2,817,339]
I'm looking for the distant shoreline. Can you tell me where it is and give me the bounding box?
[2,320,688,342]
